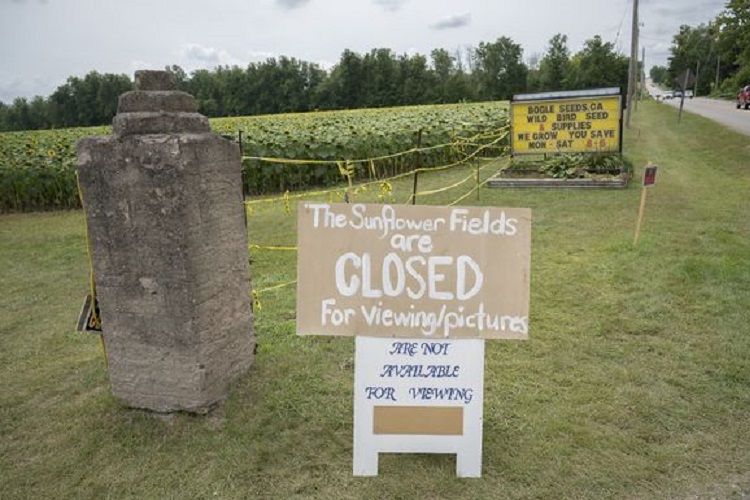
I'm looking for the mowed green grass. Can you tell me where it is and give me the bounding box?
[1,101,749,498]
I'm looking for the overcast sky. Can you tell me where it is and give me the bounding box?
[0,0,727,103]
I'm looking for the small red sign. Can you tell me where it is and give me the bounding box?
[643,165,657,186]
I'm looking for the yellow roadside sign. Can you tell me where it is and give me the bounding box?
[510,88,622,155]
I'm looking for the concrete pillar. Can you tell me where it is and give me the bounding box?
[77,70,254,413]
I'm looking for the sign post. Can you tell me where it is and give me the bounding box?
[296,202,531,477]
[634,164,657,246]
[675,70,695,124]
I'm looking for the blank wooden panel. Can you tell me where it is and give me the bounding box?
[373,406,463,435]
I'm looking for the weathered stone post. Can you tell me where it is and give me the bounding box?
[77,70,254,413]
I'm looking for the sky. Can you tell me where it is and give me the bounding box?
[0,0,728,103]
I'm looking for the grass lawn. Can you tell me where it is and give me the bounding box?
[1,101,749,498]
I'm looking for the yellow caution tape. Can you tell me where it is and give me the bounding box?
[447,161,510,206]
[240,127,509,167]
[256,280,297,293]
[252,279,298,311]
[75,172,108,369]
[249,244,298,251]
[243,131,508,207]
[75,173,101,331]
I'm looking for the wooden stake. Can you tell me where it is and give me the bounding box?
[412,128,422,205]
[411,170,418,205]
[345,169,354,203]
[476,164,480,201]
[633,185,648,245]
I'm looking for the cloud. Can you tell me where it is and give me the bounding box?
[373,0,407,12]
[0,77,25,103]
[129,60,153,72]
[0,72,54,102]
[648,23,675,37]
[275,0,310,9]
[430,12,471,30]
[645,0,724,21]
[248,50,276,61]
[179,43,243,69]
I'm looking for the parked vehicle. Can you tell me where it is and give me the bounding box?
[684,89,694,99]
[737,85,750,109]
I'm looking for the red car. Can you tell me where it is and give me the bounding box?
[737,85,750,109]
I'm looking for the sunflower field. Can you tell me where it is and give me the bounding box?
[0,101,509,212]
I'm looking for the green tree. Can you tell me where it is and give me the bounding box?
[359,48,400,107]
[7,98,33,130]
[649,65,669,86]
[430,48,474,102]
[332,49,364,108]
[565,36,629,92]
[430,48,455,103]
[668,24,716,94]
[187,69,223,116]
[28,96,49,130]
[472,37,528,100]
[397,53,432,106]
[715,0,750,90]
[96,73,132,122]
[0,101,8,130]
[165,65,189,90]
[538,34,570,91]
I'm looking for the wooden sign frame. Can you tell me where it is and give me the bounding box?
[510,87,623,156]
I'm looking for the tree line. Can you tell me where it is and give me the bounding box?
[649,0,748,96]
[0,34,629,132]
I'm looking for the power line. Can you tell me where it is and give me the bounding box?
[613,0,630,52]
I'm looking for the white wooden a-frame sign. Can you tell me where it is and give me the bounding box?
[353,336,485,477]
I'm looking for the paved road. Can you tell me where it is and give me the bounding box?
[661,96,750,136]
[645,80,750,136]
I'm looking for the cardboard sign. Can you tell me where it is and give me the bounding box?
[296,203,531,339]
[353,336,484,477]
[643,165,657,186]
[511,87,622,155]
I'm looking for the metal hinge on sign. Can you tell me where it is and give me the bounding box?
[76,294,102,333]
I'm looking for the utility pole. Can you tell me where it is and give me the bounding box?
[715,54,721,90]
[640,46,646,101]
[626,0,639,128]
[678,70,689,123]
[634,45,640,111]
[695,60,700,97]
